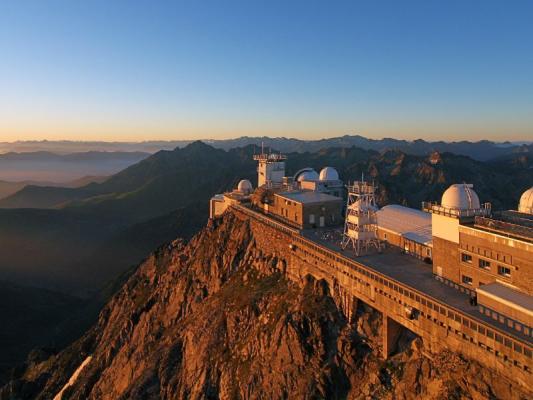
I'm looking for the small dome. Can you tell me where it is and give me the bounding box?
[518,187,533,214]
[441,184,480,210]
[296,170,319,182]
[319,167,339,181]
[237,179,253,194]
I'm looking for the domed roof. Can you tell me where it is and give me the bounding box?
[441,184,480,210]
[296,169,319,182]
[518,187,533,214]
[319,167,339,181]
[237,179,253,194]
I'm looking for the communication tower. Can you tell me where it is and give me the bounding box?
[253,143,287,187]
[341,180,381,256]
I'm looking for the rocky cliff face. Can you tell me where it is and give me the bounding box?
[2,212,529,399]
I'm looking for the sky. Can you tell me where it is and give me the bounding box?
[0,0,532,142]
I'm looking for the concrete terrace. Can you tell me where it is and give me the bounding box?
[301,228,533,345]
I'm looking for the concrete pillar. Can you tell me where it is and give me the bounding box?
[349,296,358,323]
[383,313,403,358]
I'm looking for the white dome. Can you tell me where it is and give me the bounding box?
[319,167,339,181]
[518,187,533,214]
[296,169,319,182]
[237,179,253,194]
[441,184,480,210]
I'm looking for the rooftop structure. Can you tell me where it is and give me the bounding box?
[341,181,381,256]
[519,187,533,215]
[376,205,432,246]
[473,213,533,243]
[477,282,533,326]
[319,166,339,181]
[295,168,319,182]
[209,180,254,219]
[237,179,253,195]
[423,184,491,219]
[253,146,287,188]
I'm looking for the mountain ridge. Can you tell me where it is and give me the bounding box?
[2,211,528,399]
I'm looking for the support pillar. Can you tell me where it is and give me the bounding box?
[382,313,403,358]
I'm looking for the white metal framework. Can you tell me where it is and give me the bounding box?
[341,180,381,256]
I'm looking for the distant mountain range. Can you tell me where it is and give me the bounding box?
[1,135,531,161]
[0,176,107,201]
[0,151,149,182]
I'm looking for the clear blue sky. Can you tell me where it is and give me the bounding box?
[0,0,532,142]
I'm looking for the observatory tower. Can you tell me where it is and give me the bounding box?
[253,145,287,188]
[341,181,381,256]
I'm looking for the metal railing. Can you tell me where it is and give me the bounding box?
[422,201,492,218]
[474,216,533,242]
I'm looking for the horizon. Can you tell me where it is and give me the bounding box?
[1,1,533,142]
[1,134,532,147]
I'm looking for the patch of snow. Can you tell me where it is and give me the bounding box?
[53,355,92,400]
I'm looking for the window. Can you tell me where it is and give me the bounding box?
[461,253,472,264]
[479,259,490,270]
[462,275,473,285]
[383,233,387,240]
[498,265,511,277]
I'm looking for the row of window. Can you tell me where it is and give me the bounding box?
[479,305,532,337]
[462,243,510,264]
[461,253,512,277]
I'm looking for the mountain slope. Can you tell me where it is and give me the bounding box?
[0,151,148,183]
[2,211,528,399]
[0,281,85,384]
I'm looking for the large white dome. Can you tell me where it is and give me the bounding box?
[518,186,533,214]
[296,169,319,182]
[319,167,339,181]
[237,179,253,194]
[441,184,480,210]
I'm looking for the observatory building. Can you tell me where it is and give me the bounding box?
[424,184,533,335]
[210,148,344,228]
[209,179,254,219]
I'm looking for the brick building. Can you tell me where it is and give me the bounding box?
[425,184,533,338]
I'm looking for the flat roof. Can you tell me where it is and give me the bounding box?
[477,282,533,317]
[377,205,432,245]
[276,191,342,204]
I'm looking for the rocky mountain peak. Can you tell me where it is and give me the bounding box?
[1,212,529,399]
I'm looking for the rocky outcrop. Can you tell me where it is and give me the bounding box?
[2,212,529,399]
